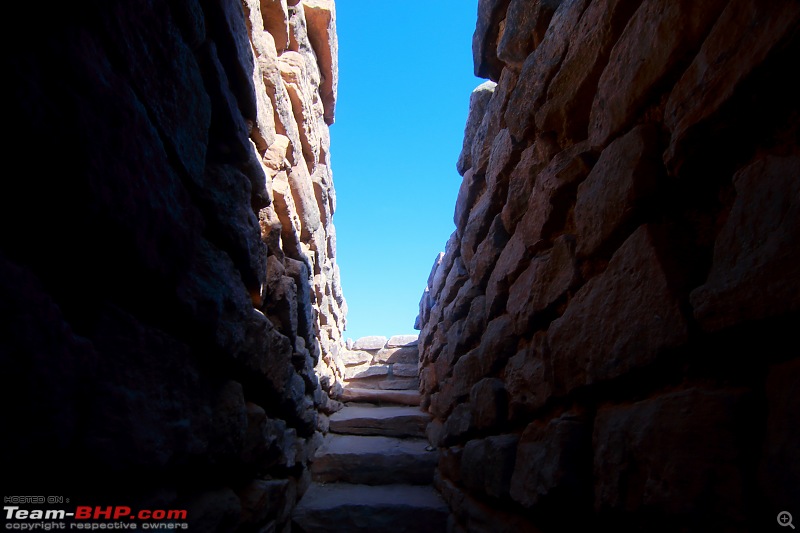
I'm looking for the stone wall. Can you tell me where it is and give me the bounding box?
[2,0,345,531]
[417,1,800,531]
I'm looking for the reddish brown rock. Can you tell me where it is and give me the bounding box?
[454,169,486,236]
[515,141,595,244]
[509,413,590,508]
[500,136,559,232]
[471,69,519,176]
[535,0,643,145]
[461,435,520,499]
[469,378,508,431]
[442,404,473,445]
[548,225,688,393]
[588,0,728,148]
[497,0,563,69]
[260,0,290,52]
[484,230,535,319]
[506,235,578,335]
[460,192,500,272]
[664,0,800,173]
[594,388,746,528]
[458,82,498,175]
[486,128,517,192]
[302,0,338,125]
[574,125,661,258]
[435,473,540,533]
[690,154,800,331]
[505,0,591,142]
[470,215,511,289]
[452,315,517,398]
[473,0,513,81]
[504,333,552,419]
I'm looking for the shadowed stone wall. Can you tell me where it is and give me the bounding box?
[2,0,345,531]
[417,1,800,531]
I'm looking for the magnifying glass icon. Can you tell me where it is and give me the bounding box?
[779,511,795,529]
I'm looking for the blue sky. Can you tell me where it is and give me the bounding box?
[330,1,481,341]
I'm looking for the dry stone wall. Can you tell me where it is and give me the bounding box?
[418,1,800,531]
[2,0,345,531]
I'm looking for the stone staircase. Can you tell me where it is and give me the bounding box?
[292,336,448,533]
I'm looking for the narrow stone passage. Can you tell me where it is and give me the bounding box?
[293,335,448,532]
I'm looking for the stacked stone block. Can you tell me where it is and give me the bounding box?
[2,1,346,531]
[417,1,800,531]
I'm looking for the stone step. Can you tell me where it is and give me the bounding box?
[292,482,448,533]
[341,387,421,406]
[311,434,438,485]
[330,405,430,438]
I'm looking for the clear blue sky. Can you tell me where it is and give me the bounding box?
[330,1,481,341]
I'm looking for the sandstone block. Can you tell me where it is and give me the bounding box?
[509,413,590,508]
[387,334,419,347]
[469,378,508,431]
[471,69,519,176]
[504,333,552,419]
[470,214,511,289]
[473,0,512,81]
[593,388,746,526]
[311,434,438,485]
[460,191,502,270]
[302,0,338,125]
[343,363,389,380]
[440,256,469,309]
[664,0,800,173]
[506,234,578,335]
[588,0,728,147]
[497,0,563,68]
[462,435,519,499]
[442,404,473,446]
[515,140,594,246]
[260,0,290,52]
[535,0,644,144]
[454,169,486,235]
[280,52,322,169]
[690,154,800,331]
[435,474,539,533]
[548,225,688,394]
[505,0,591,141]
[340,349,370,367]
[292,483,448,533]
[392,363,420,378]
[329,405,429,438]
[352,335,388,350]
[458,82,497,175]
[500,137,559,232]
[574,125,661,258]
[374,346,418,364]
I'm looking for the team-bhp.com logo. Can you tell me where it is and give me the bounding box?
[4,500,189,530]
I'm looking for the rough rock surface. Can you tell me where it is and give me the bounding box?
[417,1,800,530]
[3,1,347,531]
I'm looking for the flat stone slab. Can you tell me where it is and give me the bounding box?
[293,482,448,533]
[387,334,420,347]
[311,434,438,485]
[341,388,421,406]
[330,405,430,438]
[353,335,388,350]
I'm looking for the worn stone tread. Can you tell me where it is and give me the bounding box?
[341,388,421,406]
[293,482,447,533]
[330,405,430,438]
[311,434,438,485]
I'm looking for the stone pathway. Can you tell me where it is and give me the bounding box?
[292,336,448,532]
